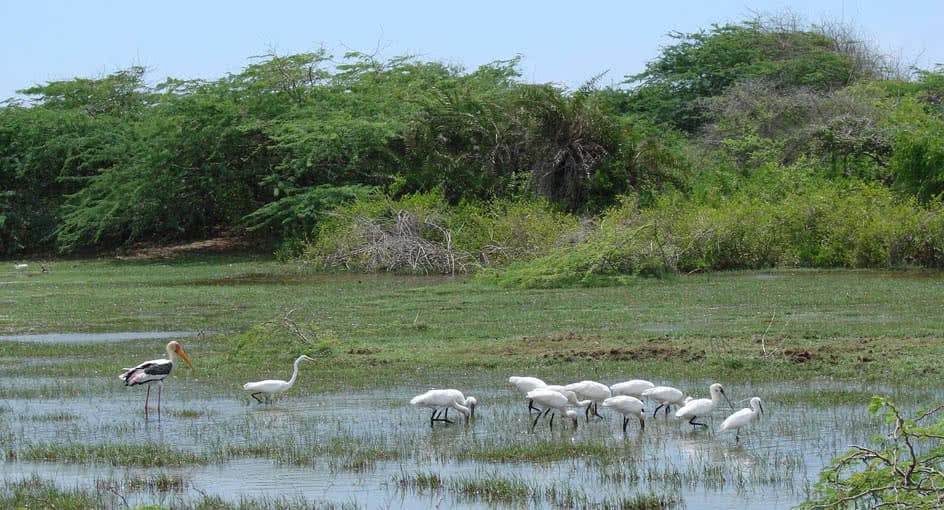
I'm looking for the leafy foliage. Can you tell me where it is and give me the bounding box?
[624,18,880,131]
[802,397,944,509]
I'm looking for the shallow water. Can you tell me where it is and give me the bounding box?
[1,359,926,509]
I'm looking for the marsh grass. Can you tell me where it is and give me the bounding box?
[30,412,79,422]
[2,476,360,510]
[168,408,210,419]
[15,443,209,467]
[0,476,102,509]
[118,473,189,492]
[450,473,532,503]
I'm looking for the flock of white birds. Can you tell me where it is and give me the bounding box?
[412,376,765,442]
[121,343,763,442]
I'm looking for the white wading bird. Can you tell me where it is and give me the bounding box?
[675,383,734,429]
[601,396,646,433]
[119,340,193,418]
[508,376,547,414]
[526,389,584,431]
[410,389,477,427]
[641,386,687,417]
[610,379,655,399]
[719,397,764,442]
[242,355,316,404]
[565,380,612,422]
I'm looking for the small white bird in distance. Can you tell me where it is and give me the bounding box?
[675,383,734,429]
[610,379,655,399]
[601,396,645,433]
[410,389,477,427]
[526,388,583,431]
[641,386,687,417]
[242,355,316,404]
[719,397,764,442]
[508,376,547,414]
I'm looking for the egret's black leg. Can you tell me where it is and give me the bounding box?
[430,409,436,427]
[251,392,264,403]
[735,431,741,443]
[585,404,592,423]
[665,405,671,417]
[592,402,605,420]
[528,399,538,414]
[652,403,664,418]
[543,408,552,417]
[622,416,628,433]
[531,412,542,431]
[688,416,707,428]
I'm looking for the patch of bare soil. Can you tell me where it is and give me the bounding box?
[115,235,255,260]
[542,346,706,363]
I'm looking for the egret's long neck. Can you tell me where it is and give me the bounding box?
[286,358,303,387]
[452,402,471,416]
[711,390,721,405]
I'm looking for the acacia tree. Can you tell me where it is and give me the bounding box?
[624,17,881,131]
[803,397,944,509]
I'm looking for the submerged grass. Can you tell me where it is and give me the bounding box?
[1,476,361,510]
[13,443,209,467]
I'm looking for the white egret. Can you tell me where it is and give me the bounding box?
[719,397,764,442]
[410,389,476,427]
[508,376,547,414]
[641,386,687,417]
[565,380,612,421]
[119,341,194,418]
[601,396,645,433]
[526,388,582,431]
[242,355,316,404]
[675,383,734,428]
[610,379,655,399]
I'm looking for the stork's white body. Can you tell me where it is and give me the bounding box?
[410,389,476,426]
[508,376,546,393]
[602,396,646,432]
[565,380,612,421]
[719,397,764,441]
[119,340,193,418]
[526,388,580,430]
[610,379,655,398]
[675,383,732,428]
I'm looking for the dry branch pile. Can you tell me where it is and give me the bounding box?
[319,211,473,275]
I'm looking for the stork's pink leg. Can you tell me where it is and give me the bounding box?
[144,384,151,414]
[156,381,162,418]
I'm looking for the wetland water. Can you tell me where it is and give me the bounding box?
[0,337,924,509]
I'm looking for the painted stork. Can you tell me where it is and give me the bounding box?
[410,389,476,427]
[119,340,193,418]
[242,354,316,403]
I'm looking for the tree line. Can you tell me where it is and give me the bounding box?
[1,15,943,258]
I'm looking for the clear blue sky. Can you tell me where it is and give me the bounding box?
[1,0,942,101]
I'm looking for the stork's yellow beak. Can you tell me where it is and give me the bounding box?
[176,345,194,370]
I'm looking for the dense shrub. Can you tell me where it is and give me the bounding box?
[303,192,577,274]
[484,174,944,287]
